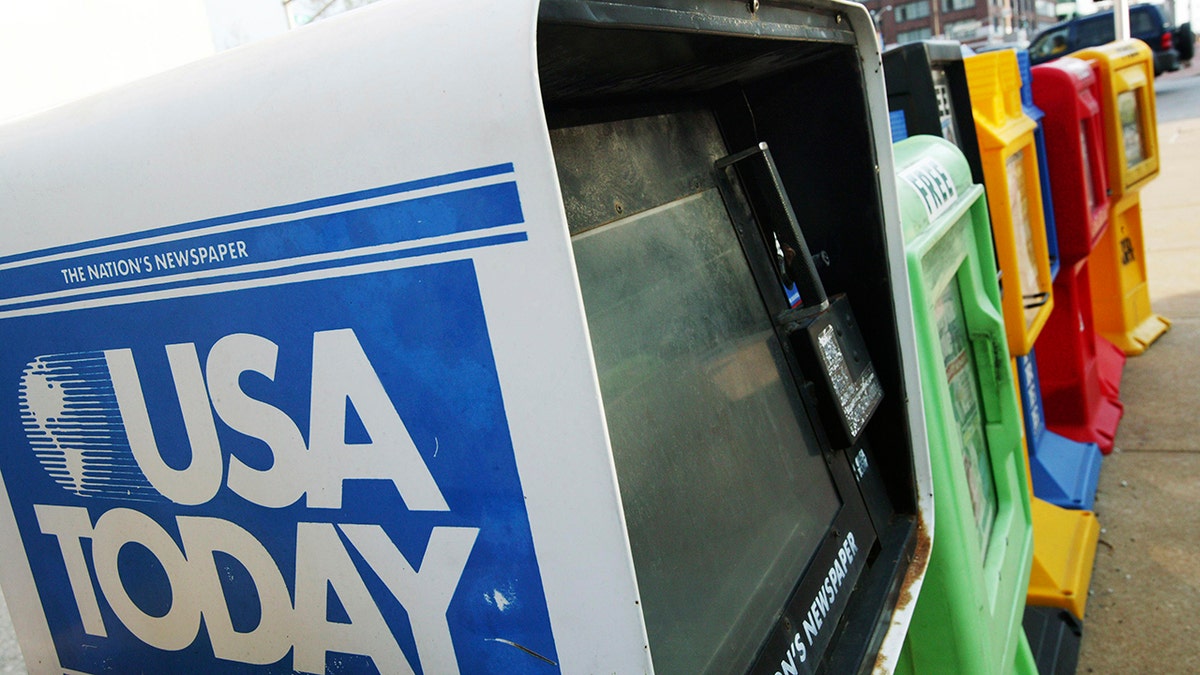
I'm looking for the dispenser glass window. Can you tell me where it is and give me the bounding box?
[1005,149,1043,326]
[935,277,999,556]
[564,110,842,675]
[1080,121,1097,210]
[1118,90,1145,169]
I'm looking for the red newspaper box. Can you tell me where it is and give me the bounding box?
[1032,57,1124,454]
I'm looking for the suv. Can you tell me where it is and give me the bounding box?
[1029,4,1180,75]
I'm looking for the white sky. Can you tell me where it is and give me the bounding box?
[0,0,287,124]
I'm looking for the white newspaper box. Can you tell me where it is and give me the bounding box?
[0,1,931,673]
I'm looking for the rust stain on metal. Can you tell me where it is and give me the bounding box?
[873,515,933,672]
[895,515,932,610]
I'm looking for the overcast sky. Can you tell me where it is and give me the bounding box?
[0,0,288,123]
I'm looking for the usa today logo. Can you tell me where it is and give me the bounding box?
[21,331,447,509]
[17,330,481,673]
[20,351,161,501]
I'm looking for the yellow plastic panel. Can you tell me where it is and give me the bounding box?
[1027,498,1100,619]
[965,51,1055,355]
[1088,192,1171,354]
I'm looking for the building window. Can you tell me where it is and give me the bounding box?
[942,0,976,11]
[896,27,935,42]
[944,19,984,40]
[895,1,931,22]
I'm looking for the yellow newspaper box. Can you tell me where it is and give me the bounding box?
[964,51,1055,357]
[1073,39,1170,355]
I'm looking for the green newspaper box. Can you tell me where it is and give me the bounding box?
[893,136,1037,674]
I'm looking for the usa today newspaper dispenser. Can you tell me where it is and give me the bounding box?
[963,50,1055,357]
[892,136,1036,675]
[1032,56,1126,455]
[0,1,933,673]
[1073,39,1171,355]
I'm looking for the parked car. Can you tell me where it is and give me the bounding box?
[1029,4,1181,75]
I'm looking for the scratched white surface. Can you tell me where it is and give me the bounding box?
[0,587,26,674]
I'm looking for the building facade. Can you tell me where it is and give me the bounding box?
[863,0,1059,48]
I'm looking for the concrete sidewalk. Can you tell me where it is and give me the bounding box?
[1076,72,1200,672]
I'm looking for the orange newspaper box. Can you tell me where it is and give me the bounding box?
[1072,40,1170,355]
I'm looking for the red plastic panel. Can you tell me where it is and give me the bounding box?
[1032,58,1111,265]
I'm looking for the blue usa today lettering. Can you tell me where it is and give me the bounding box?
[29,329,474,674]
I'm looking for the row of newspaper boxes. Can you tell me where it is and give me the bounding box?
[887,34,1168,674]
[0,1,1167,673]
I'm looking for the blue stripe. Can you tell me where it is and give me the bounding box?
[0,232,529,314]
[889,110,909,143]
[0,162,515,266]
[2,180,524,303]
